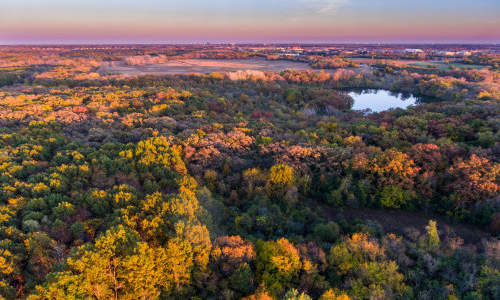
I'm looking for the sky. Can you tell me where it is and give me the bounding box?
[1,0,499,44]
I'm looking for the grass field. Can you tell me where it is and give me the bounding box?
[99,58,314,76]
[346,58,486,70]
[406,61,486,70]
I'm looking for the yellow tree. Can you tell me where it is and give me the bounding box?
[163,238,194,292]
[30,226,195,300]
[328,233,408,299]
[255,238,302,296]
[266,164,296,202]
[320,289,351,300]
[425,220,440,248]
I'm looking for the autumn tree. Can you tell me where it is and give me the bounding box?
[447,154,499,212]
[283,288,312,300]
[266,164,296,205]
[425,220,440,248]
[120,137,186,189]
[319,289,351,300]
[30,225,195,299]
[328,233,409,299]
[255,238,302,297]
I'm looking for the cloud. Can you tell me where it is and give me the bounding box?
[304,0,351,15]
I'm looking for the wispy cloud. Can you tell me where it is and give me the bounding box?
[304,0,351,15]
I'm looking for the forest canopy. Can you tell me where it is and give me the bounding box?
[0,45,498,300]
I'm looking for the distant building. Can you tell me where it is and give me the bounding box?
[287,46,304,53]
[278,53,300,57]
[437,51,457,56]
[405,49,424,54]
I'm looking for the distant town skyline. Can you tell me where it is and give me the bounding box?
[1,0,499,44]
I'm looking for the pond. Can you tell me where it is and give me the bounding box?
[348,89,419,112]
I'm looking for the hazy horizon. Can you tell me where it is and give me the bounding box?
[1,41,500,46]
[1,0,499,44]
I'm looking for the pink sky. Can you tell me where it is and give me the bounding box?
[1,0,499,44]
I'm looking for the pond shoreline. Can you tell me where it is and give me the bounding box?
[348,89,420,112]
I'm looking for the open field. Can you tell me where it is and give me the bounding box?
[346,58,486,70]
[406,61,486,70]
[99,58,314,76]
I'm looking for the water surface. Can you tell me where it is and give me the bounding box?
[349,90,417,112]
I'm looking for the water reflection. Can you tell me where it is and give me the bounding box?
[348,89,435,113]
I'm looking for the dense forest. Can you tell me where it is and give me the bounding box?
[0,46,499,300]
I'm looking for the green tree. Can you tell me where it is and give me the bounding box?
[229,263,255,295]
[255,238,302,296]
[312,221,340,243]
[378,186,414,209]
[328,233,408,299]
[283,288,312,300]
[425,220,440,248]
[319,289,351,300]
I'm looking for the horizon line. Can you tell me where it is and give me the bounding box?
[1,41,499,46]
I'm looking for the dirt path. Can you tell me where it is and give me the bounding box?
[317,206,493,245]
